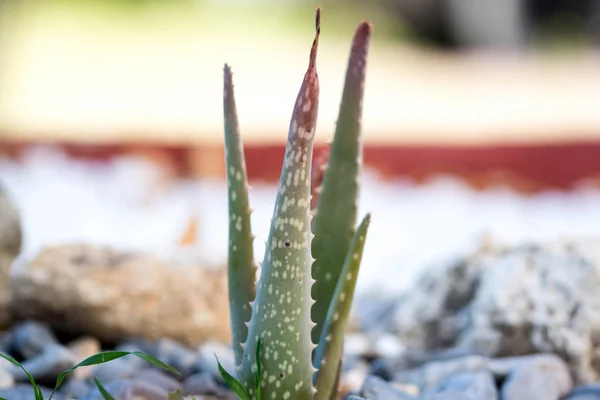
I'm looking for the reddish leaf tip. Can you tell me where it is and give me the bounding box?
[353,20,372,46]
[309,7,321,70]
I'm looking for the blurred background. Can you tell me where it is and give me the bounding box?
[1,0,600,296]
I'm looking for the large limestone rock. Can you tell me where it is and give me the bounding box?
[12,244,231,346]
[0,183,22,325]
[392,239,600,384]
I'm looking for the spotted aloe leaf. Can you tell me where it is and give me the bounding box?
[238,8,321,400]
[223,64,259,367]
[311,20,372,347]
[313,214,371,400]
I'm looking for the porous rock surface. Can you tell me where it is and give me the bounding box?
[392,239,600,383]
[0,183,22,325]
[11,244,231,346]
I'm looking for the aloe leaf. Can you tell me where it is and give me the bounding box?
[216,355,251,400]
[313,214,371,400]
[94,378,117,400]
[311,20,372,345]
[0,353,44,400]
[224,63,259,367]
[239,8,322,400]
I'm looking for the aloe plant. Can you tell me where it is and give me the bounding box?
[220,7,372,400]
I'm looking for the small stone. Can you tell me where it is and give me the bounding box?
[91,353,146,383]
[393,355,489,390]
[564,383,600,399]
[10,320,57,359]
[344,334,371,358]
[184,371,232,397]
[67,336,102,380]
[427,371,498,400]
[361,375,418,399]
[373,334,405,359]
[83,379,170,400]
[501,354,572,400]
[11,343,76,384]
[134,368,181,392]
[340,358,370,394]
[0,368,14,389]
[370,347,475,380]
[151,338,198,378]
[0,384,66,400]
[62,378,92,399]
[196,340,234,381]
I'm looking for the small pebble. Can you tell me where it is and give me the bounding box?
[62,378,92,398]
[83,378,170,400]
[67,336,102,380]
[373,334,405,359]
[501,354,572,400]
[91,353,146,383]
[184,371,231,397]
[0,384,66,400]
[196,340,235,382]
[0,368,14,389]
[153,338,198,378]
[11,343,76,384]
[427,371,498,400]
[361,375,418,399]
[134,368,182,392]
[10,320,57,359]
[344,334,371,358]
[394,355,489,390]
[564,383,600,399]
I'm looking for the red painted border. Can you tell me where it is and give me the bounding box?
[2,140,600,192]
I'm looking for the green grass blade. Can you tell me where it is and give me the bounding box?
[93,378,116,400]
[0,353,44,400]
[50,350,179,399]
[313,214,371,400]
[311,20,372,345]
[216,355,251,400]
[223,63,259,367]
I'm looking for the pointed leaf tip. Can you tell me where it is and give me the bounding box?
[309,7,321,70]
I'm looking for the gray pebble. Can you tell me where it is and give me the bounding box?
[562,383,600,399]
[371,347,476,380]
[10,320,57,359]
[83,378,170,400]
[361,375,418,399]
[152,338,198,378]
[196,340,235,382]
[426,371,498,400]
[501,354,572,400]
[91,353,146,383]
[184,371,231,397]
[394,355,489,390]
[134,368,181,392]
[62,378,92,398]
[0,368,14,389]
[0,384,66,400]
[11,343,76,384]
